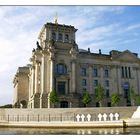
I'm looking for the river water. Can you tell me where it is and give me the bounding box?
[0,127,140,135]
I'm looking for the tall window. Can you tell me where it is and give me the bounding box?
[93,68,98,77]
[94,80,98,87]
[105,80,109,87]
[128,67,131,78]
[57,82,65,95]
[82,79,87,86]
[125,67,128,78]
[122,66,124,78]
[81,68,86,76]
[58,33,63,41]
[104,69,109,77]
[106,89,110,98]
[52,32,56,40]
[56,64,67,75]
[65,34,69,42]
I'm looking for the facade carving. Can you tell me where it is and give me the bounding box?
[13,21,140,108]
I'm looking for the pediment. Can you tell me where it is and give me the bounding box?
[113,50,140,63]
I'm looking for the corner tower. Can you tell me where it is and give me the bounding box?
[28,20,79,108]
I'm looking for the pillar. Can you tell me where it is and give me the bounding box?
[48,57,54,108]
[89,65,93,94]
[40,52,48,108]
[117,66,121,95]
[35,61,40,94]
[34,61,40,108]
[71,60,76,93]
[31,66,35,108]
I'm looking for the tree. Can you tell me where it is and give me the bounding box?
[111,93,120,106]
[128,86,136,106]
[82,91,91,107]
[95,84,104,107]
[49,90,59,107]
[135,95,140,105]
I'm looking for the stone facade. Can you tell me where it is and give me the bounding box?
[13,66,30,108]
[13,21,140,108]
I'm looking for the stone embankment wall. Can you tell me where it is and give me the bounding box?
[0,106,137,121]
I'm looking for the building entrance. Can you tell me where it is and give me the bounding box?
[60,101,68,108]
[123,83,131,106]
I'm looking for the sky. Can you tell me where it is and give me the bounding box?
[0,6,140,106]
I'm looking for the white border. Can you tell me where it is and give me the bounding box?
[0,0,140,5]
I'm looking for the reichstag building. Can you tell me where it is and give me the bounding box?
[13,20,140,108]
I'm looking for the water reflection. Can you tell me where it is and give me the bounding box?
[0,127,140,135]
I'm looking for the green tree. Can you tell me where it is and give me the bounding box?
[128,86,136,106]
[111,93,120,106]
[95,84,104,107]
[82,91,91,107]
[49,90,59,107]
[135,95,140,105]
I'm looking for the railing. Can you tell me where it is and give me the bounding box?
[0,113,120,122]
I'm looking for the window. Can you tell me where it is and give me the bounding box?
[81,68,86,76]
[94,80,98,87]
[106,89,110,98]
[82,79,87,86]
[125,67,128,78]
[52,32,56,40]
[58,33,63,41]
[105,80,109,87]
[93,68,98,77]
[104,69,109,77]
[56,64,67,75]
[57,82,65,95]
[65,34,69,42]
[128,67,131,78]
[83,88,87,92]
[122,67,124,78]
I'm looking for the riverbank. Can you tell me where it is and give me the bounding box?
[0,119,140,128]
[0,120,124,128]
[0,107,140,129]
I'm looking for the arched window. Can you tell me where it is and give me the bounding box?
[56,64,67,75]
[52,32,56,40]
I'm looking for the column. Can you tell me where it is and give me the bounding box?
[31,66,35,108]
[71,60,76,93]
[48,57,54,108]
[35,61,40,94]
[34,61,40,108]
[117,66,121,94]
[89,65,93,94]
[100,65,104,86]
[49,58,54,92]
[40,53,48,108]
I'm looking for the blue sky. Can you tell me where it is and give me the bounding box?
[0,6,140,105]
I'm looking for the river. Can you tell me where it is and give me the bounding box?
[0,127,140,135]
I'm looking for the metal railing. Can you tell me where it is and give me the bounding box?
[0,113,120,122]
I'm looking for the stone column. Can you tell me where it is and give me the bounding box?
[49,58,54,92]
[89,65,93,94]
[71,60,76,93]
[48,57,54,108]
[31,66,35,108]
[34,61,40,108]
[40,52,48,108]
[117,66,121,95]
[100,65,104,86]
[35,61,40,94]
